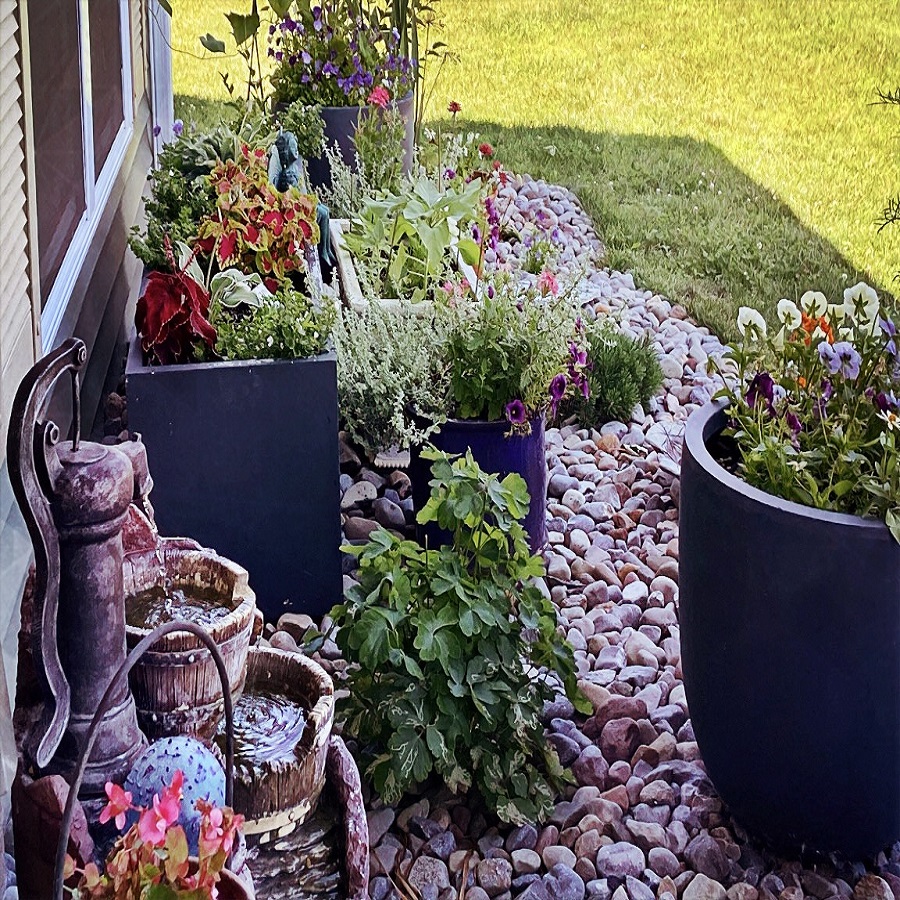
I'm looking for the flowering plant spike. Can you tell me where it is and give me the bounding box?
[66,770,244,899]
[716,283,900,540]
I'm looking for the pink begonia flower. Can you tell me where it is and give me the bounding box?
[99,782,132,830]
[537,269,559,296]
[367,86,390,108]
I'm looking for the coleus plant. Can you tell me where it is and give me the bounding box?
[135,239,217,366]
[65,770,244,899]
[197,143,319,284]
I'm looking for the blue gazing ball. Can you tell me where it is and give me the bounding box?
[124,735,225,855]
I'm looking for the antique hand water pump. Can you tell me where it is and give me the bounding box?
[8,338,146,795]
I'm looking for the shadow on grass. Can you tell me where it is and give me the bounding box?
[175,96,894,344]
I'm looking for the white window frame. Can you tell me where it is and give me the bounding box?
[39,0,135,352]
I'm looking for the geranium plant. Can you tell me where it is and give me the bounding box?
[717,282,900,539]
[332,448,589,825]
[65,771,243,899]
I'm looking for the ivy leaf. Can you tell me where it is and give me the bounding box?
[226,5,261,46]
[391,726,432,785]
[199,33,227,53]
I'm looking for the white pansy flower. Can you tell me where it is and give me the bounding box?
[776,298,802,330]
[842,281,879,324]
[737,306,767,341]
[800,290,827,318]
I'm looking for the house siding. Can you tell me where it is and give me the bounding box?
[0,0,161,824]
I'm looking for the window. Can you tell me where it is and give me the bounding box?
[28,0,134,348]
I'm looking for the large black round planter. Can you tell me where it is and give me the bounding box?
[409,415,548,554]
[680,399,900,858]
[307,91,414,190]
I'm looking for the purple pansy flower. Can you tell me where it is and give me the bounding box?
[745,371,775,414]
[880,317,897,357]
[832,341,861,380]
[172,119,183,136]
[505,399,527,425]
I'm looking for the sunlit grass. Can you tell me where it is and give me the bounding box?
[169,0,900,341]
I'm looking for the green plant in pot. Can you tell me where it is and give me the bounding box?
[341,172,483,303]
[126,127,341,619]
[331,448,590,824]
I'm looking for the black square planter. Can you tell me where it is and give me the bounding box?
[125,338,341,620]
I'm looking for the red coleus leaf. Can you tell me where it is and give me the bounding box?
[135,268,216,365]
[217,231,238,265]
[261,210,284,237]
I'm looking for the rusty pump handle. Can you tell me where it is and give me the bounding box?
[6,338,87,768]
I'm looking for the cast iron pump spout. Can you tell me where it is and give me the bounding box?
[8,338,146,793]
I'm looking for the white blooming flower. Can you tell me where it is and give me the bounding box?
[800,290,827,318]
[772,326,786,351]
[776,298,802,330]
[842,281,879,324]
[879,409,899,431]
[737,306,767,340]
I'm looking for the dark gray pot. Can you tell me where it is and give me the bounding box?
[125,339,342,620]
[679,398,900,858]
[306,90,414,190]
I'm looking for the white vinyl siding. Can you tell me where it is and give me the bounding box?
[0,0,37,825]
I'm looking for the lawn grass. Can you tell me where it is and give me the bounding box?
[168,1,900,341]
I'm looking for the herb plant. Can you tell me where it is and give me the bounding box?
[442,272,590,428]
[568,324,663,425]
[332,449,589,824]
[333,302,449,452]
[211,284,335,361]
[279,99,326,159]
[718,284,900,539]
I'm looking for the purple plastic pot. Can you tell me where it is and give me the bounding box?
[409,414,548,554]
[307,91,414,190]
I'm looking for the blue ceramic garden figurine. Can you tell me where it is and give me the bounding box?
[269,131,334,268]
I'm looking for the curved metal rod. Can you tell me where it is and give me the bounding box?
[7,337,86,767]
[53,620,235,900]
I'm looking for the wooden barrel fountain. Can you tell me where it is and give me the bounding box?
[123,539,257,740]
[221,646,335,844]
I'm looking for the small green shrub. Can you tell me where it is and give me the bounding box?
[279,100,325,160]
[332,302,450,453]
[210,286,334,361]
[571,325,663,425]
[332,449,589,824]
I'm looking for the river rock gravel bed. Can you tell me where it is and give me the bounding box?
[270,175,899,900]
